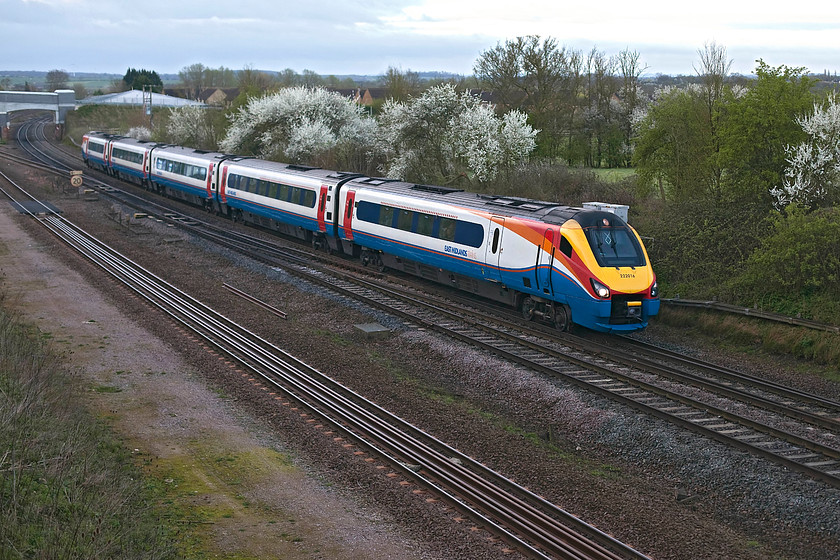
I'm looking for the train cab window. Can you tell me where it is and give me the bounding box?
[559,235,573,258]
[585,225,645,267]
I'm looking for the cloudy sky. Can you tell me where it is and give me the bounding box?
[4,0,840,77]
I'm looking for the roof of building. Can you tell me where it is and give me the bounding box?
[79,90,205,108]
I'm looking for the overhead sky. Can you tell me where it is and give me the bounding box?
[4,0,840,77]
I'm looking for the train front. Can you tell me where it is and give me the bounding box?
[560,210,659,332]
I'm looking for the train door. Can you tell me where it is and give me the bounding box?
[483,218,505,282]
[342,190,356,241]
[316,185,329,232]
[205,163,215,199]
[104,141,113,171]
[537,228,555,296]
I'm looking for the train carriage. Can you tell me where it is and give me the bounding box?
[80,131,115,173]
[149,145,228,207]
[215,158,361,243]
[108,137,163,186]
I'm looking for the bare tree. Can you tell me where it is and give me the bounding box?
[178,63,207,98]
[45,69,69,91]
[384,66,421,101]
[695,42,733,200]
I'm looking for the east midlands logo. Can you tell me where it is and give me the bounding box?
[444,245,477,259]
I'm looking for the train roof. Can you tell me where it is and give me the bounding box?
[224,156,364,184]
[345,176,614,226]
[153,144,229,162]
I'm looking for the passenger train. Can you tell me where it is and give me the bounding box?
[81,131,659,333]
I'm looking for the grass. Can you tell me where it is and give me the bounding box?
[653,306,840,375]
[590,167,636,183]
[0,303,174,559]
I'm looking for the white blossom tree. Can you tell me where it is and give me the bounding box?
[166,105,217,150]
[126,126,151,141]
[772,93,840,209]
[219,86,376,164]
[377,83,537,184]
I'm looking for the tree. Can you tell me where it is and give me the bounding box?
[474,36,583,160]
[384,66,421,102]
[377,83,537,184]
[771,93,840,209]
[614,48,647,166]
[736,204,840,305]
[720,60,816,204]
[166,105,218,150]
[179,63,207,98]
[123,68,163,92]
[219,86,377,169]
[45,69,69,91]
[633,85,715,201]
[236,64,275,97]
[72,83,88,100]
[694,42,732,201]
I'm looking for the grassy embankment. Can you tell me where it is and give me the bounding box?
[0,300,175,559]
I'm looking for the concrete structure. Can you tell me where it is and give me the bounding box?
[0,89,76,140]
[79,90,205,108]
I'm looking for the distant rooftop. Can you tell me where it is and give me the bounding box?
[79,89,205,108]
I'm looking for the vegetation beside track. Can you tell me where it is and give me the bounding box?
[650,306,840,373]
[0,298,174,559]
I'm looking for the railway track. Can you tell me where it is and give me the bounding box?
[10,119,840,490]
[3,122,651,559]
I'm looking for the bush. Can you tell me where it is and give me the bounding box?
[733,204,840,320]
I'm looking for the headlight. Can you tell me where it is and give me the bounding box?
[650,280,659,298]
[590,278,610,299]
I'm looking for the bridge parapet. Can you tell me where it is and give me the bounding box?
[0,89,76,140]
[0,89,77,123]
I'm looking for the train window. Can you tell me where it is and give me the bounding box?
[437,218,456,241]
[380,205,394,226]
[267,182,278,199]
[453,221,484,248]
[416,213,434,237]
[491,228,500,253]
[356,200,378,223]
[278,184,290,201]
[397,210,413,231]
[559,235,573,258]
[303,190,316,208]
[89,142,105,154]
[257,180,269,196]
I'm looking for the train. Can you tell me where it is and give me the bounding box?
[81,131,659,333]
